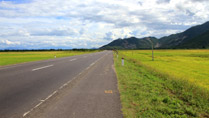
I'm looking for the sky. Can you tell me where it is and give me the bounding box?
[0,0,209,49]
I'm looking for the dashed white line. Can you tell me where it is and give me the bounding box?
[23,52,109,117]
[69,58,77,61]
[90,62,95,67]
[23,90,58,117]
[23,111,30,117]
[59,83,68,89]
[85,53,108,71]
[45,91,57,101]
[32,65,53,71]
[85,66,91,70]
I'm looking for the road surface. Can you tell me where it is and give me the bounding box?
[0,51,123,118]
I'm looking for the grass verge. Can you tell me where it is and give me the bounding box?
[114,53,209,118]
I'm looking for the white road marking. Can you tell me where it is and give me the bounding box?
[23,90,57,117]
[85,53,108,71]
[85,66,90,70]
[59,83,68,89]
[69,58,77,61]
[32,65,53,71]
[90,62,95,67]
[23,52,109,117]
[23,111,30,117]
[45,91,57,101]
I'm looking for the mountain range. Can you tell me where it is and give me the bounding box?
[100,21,209,49]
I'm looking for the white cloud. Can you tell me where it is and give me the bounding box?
[1,39,20,45]
[0,0,209,49]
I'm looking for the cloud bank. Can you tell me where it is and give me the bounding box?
[0,0,209,49]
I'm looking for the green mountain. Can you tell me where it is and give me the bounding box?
[177,30,209,49]
[100,37,158,49]
[100,21,209,49]
[159,21,209,48]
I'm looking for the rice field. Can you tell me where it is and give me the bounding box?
[0,50,98,66]
[120,49,209,90]
[114,49,209,118]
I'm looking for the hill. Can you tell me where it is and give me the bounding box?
[159,21,209,48]
[177,30,209,49]
[100,37,158,49]
[100,21,209,49]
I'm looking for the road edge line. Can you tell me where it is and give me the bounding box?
[23,52,109,117]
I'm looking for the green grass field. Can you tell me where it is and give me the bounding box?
[0,50,98,66]
[114,50,209,118]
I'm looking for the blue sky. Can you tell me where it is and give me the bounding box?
[0,0,32,4]
[0,0,209,49]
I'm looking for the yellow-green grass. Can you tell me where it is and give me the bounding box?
[119,50,209,90]
[0,50,98,66]
[114,50,209,118]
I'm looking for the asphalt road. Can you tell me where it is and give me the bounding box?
[0,51,122,118]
